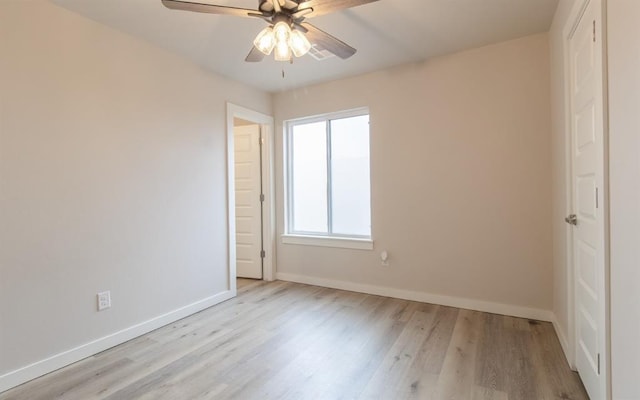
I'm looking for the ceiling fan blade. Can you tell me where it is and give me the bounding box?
[296,0,379,18]
[161,0,258,17]
[271,0,282,13]
[283,0,298,9]
[245,46,266,62]
[291,8,313,20]
[300,22,356,59]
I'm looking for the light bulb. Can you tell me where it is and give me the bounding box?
[274,41,292,61]
[253,26,275,55]
[273,21,291,43]
[289,30,311,57]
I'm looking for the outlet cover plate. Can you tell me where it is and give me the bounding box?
[97,291,111,311]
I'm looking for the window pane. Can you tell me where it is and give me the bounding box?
[291,121,328,233]
[330,115,371,236]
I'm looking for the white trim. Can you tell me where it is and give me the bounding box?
[261,120,277,282]
[276,272,553,322]
[281,234,374,250]
[226,103,276,282]
[0,291,234,394]
[552,314,574,370]
[284,107,369,125]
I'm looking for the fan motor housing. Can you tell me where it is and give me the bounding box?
[259,0,300,13]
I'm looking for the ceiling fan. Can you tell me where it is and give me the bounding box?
[161,0,379,62]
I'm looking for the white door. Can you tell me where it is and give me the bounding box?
[234,124,263,279]
[568,1,607,398]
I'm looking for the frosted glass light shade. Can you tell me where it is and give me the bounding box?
[274,41,292,61]
[289,30,311,57]
[273,21,291,42]
[253,26,275,55]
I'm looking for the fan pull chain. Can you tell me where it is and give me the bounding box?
[282,57,294,78]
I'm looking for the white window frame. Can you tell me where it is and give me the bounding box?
[283,108,373,250]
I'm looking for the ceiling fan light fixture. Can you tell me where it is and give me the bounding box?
[253,26,276,55]
[253,22,308,60]
[289,29,311,57]
[162,0,370,63]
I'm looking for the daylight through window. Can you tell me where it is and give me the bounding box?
[285,109,371,239]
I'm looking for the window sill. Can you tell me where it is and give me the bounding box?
[281,234,374,250]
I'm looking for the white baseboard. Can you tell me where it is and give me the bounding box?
[0,290,235,394]
[276,272,554,322]
[551,315,574,369]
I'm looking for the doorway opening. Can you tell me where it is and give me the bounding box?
[226,103,275,293]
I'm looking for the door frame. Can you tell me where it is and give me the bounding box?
[562,0,610,397]
[226,103,276,292]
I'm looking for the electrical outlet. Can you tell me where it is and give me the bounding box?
[380,250,390,267]
[97,291,111,311]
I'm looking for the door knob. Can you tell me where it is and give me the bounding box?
[565,214,578,225]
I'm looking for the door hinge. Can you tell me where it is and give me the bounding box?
[260,250,266,258]
[595,187,599,209]
[597,353,601,375]
[260,193,265,202]
[593,20,596,42]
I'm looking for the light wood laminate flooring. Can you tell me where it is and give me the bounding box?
[1,279,588,400]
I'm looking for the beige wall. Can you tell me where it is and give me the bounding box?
[548,0,578,362]
[608,1,640,398]
[0,0,270,384]
[273,33,553,315]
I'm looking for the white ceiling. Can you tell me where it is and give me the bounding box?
[52,0,559,93]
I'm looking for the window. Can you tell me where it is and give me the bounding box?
[284,109,372,249]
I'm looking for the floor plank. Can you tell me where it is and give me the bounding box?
[434,310,484,400]
[0,280,588,400]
